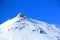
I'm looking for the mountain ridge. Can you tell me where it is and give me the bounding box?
[0,14,60,40]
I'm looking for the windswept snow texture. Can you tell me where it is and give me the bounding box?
[0,14,60,40]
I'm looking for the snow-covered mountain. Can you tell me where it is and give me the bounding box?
[0,14,60,40]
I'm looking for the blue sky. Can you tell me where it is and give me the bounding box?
[0,0,60,28]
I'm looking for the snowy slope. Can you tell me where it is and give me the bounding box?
[0,14,60,40]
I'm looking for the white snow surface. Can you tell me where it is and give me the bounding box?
[0,14,60,40]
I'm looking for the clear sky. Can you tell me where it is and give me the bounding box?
[0,0,60,28]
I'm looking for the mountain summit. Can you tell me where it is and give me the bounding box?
[0,14,60,40]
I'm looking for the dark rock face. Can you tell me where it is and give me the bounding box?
[19,13,25,18]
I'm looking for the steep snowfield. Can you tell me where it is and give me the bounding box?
[0,14,60,40]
